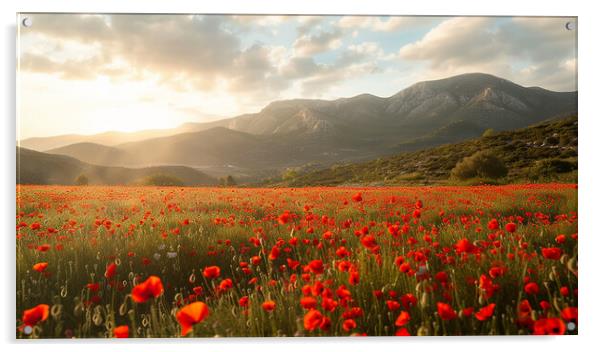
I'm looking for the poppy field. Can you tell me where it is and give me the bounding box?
[16,184,578,338]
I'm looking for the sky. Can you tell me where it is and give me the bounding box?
[17,14,577,139]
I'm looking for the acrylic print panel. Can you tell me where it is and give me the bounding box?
[16,13,577,338]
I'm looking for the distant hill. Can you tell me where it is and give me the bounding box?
[16,147,217,186]
[271,116,578,186]
[18,121,218,151]
[26,73,577,179]
[46,143,132,166]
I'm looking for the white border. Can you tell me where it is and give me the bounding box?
[2,1,601,352]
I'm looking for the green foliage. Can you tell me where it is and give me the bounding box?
[528,158,577,181]
[75,174,89,186]
[142,174,184,186]
[274,116,577,187]
[281,168,299,181]
[220,175,237,186]
[450,150,508,181]
[544,135,560,146]
[397,172,424,181]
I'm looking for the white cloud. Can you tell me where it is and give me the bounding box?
[293,29,343,56]
[398,17,577,91]
[17,14,578,138]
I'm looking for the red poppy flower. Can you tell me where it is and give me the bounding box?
[517,300,534,327]
[474,303,496,321]
[131,276,164,303]
[308,259,324,274]
[217,278,233,292]
[335,247,350,258]
[487,219,499,230]
[360,235,377,249]
[176,301,210,336]
[33,262,48,273]
[250,255,261,265]
[304,309,324,331]
[202,266,221,279]
[342,318,357,331]
[505,223,517,233]
[479,274,499,299]
[348,271,360,286]
[561,307,578,324]
[36,244,51,252]
[533,318,566,335]
[401,294,417,310]
[113,325,129,338]
[21,304,49,328]
[488,266,505,278]
[268,246,280,260]
[239,296,249,307]
[541,247,563,260]
[455,238,477,254]
[104,262,117,279]
[262,300,276,312]
[351,193,363,202]
[86,282,100,292]
[437,302,457,320]
[322,297,338,312]
[301,296,318,310]
[558,286,569,297]
[524,282,539,295]
[462,307,474,317]
[342,307,363,319]
[277,211,292,224]
[395,328,411,336]
[319,316,331,331]
[386,300,401,311]
[395,311,411,326]
[287,258,300,270]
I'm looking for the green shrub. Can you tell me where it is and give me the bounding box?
[143,174,184,186]
[397,172,424,181]
[75,174,89,186]
[451,150,508,180]
[528,158,577,180]
[220,175,237,186]
[282,169,299,181]
[543,136,559,146]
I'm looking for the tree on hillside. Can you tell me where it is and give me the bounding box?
[282,168,299,181]
[220,175,237,186]
[143,174,184,186]
[528,158,577,181]
[450,150,508,180]
[75,174,89,186]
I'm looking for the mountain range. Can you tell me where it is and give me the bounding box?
[274,115,578,187]
[18,73,577,183]
[16,147,216,186]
